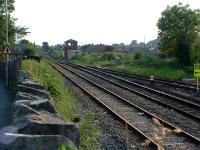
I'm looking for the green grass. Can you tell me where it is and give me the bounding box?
[79,111,100,150]
[22,60,100,149]
[73,52,193,81]
[22,59,77,121]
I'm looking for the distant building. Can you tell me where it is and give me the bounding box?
[64,39,81,60]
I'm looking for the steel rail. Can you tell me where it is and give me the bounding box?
[67,62,200,108]
[51,61,200,147]
[50,62,161,150]
[60,62,200,122]
[58,59,199,103]
[91,66,200,103]
[90,66,197,90]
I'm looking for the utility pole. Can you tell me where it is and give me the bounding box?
[5,0,9,87]
[5,0,8,44]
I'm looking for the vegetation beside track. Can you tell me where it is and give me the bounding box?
[22,60,100,149]
[72,52,193,81]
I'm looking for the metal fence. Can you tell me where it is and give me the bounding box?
[0,56,21,87]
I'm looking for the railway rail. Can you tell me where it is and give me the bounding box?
[90,66,200,101]
[59,61,200,121]
[57,58,199,101]
[50,60,200,149]
[91,66,197,90]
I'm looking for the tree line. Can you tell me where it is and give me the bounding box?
[0,1,200,66]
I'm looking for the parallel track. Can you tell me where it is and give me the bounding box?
[50,61,200,150]
[90,66,200,102]
[91,66,197,90]
[60,61,200,122]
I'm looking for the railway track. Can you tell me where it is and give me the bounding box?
[59,61,200,121]
[50,61,200,149]
[57,58,199,101]
[91,66,197,90]
[57,61,200,137]
[91,66,200,101]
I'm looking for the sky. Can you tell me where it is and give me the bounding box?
[13,0,200,45]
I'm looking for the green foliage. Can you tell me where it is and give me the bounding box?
[57,144,74,150]
[191,37,200,64]
[20,39,29,46]
[100,52,115,61]
[22,60,100,149]
[49,49,63,58]
[157,3,200,65]
[58,144,67,150]
[0,0,28,51]
[20,40,40,56]
[72,52,100,66]
[42,42,49,51]
[79,111,100,150]
[113,57,192,80]
[73,52,193,80]
[22,60,77,121]
[134,52,143,59]
[23,47,36,56]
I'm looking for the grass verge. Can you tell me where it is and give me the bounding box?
[22,59,100,149]
[73,52,193,81]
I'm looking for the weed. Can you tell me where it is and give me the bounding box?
[73,52,193,81]
[22,60,100,149]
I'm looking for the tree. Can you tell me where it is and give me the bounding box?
[0,0,28,51]
[104,45,114,51]
[20,39,29,46]
[22,42,39,56]
[42,42,49,51]
[23,47,36,56]
[191,37,200,63]
[157,3,200,65]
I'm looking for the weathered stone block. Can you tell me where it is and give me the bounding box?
[1,134,78,150]
[17,85,50,99]
[15,99,57,114]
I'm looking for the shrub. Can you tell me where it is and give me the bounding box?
[23,47,36,56]
[134,52,142,59]
[100,52,115,61]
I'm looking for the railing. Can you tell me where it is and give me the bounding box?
[0,56,21,87]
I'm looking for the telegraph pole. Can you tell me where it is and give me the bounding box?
[5,0,8,44]
[5,0,9,87]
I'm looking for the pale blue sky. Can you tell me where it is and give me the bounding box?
[13,0,200,45]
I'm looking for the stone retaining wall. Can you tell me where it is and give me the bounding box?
[0,70,80,150]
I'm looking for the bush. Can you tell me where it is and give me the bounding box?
[23,47,36,56]
[100,52,115,61]
[134,52,142,59]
